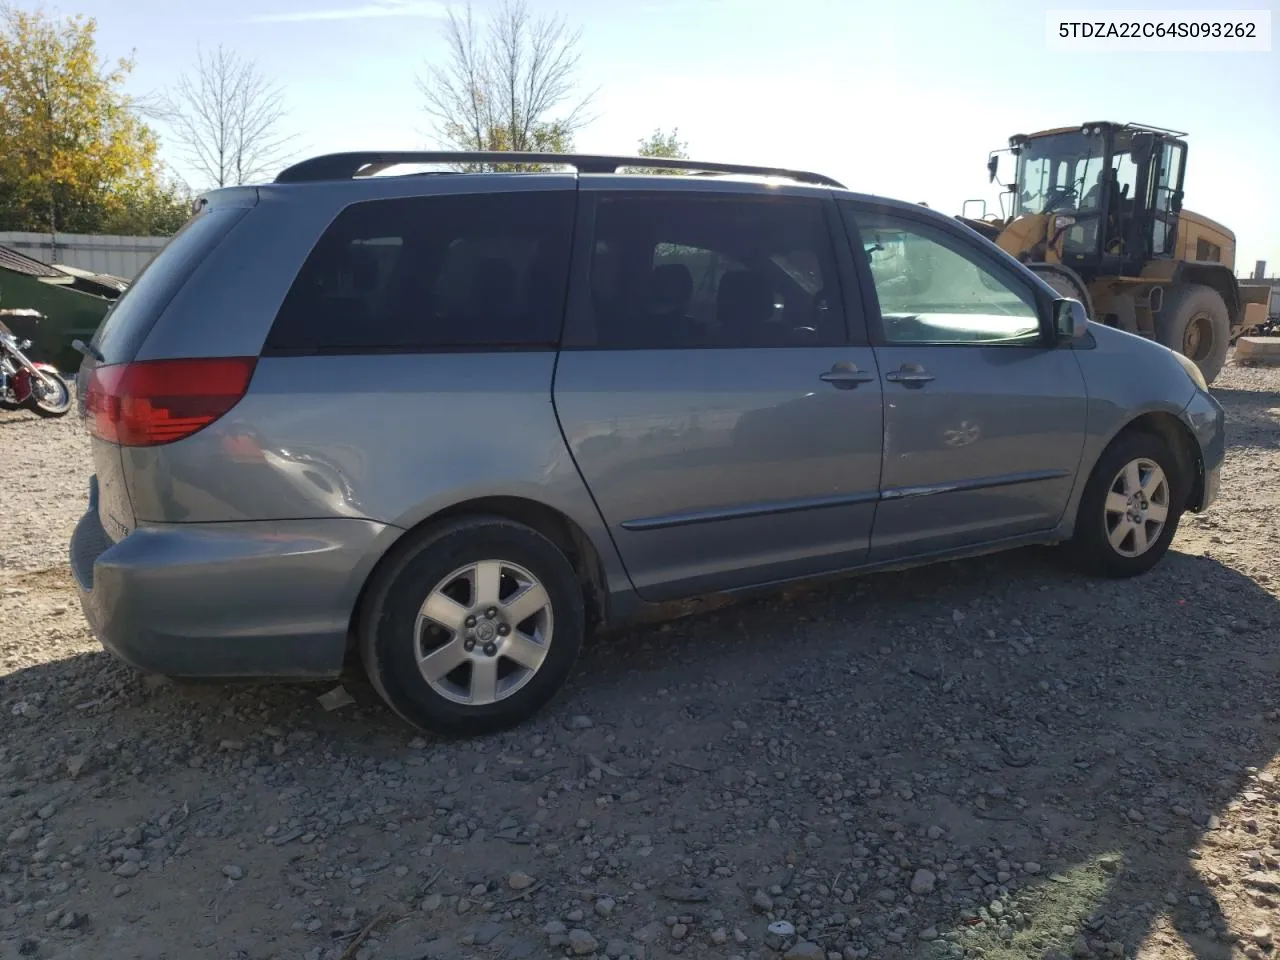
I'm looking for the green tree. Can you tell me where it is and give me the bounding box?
[0,3,174,234]
[634,127,690,175]
[638,127,688,160]
[417,0,596,171]
[104,173,192,236]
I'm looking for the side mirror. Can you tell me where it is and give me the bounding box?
[1054,298,1089,341]
[987,154,1000,183]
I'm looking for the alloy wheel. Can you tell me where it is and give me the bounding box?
[1103,458,1170,558]
[414,559,553,706]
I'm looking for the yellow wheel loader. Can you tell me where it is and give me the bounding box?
[958,122,1271,384]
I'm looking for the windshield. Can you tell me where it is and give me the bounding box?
[1014,132,1105,217]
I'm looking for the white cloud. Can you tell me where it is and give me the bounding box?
[245,0,446,23]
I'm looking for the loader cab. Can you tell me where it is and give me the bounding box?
[1008,122,1187,278]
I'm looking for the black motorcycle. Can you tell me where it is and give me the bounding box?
[0,318,73,417]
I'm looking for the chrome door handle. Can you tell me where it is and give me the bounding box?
[819,363,876,388]
[885,364,935,386]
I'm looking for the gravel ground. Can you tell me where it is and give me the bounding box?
[0,400,88,575]
[1,354,1279,960]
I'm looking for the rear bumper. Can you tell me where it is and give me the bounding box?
[1182,389,1225,512]
[71,479,394,678]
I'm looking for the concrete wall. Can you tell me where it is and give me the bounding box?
[0,232,167,281]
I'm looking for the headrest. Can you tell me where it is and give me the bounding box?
[716,270,774,325]
[469,257,517,312]
[650,263,693,305]
[344,244,379,292]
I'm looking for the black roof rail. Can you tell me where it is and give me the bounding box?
[273,151,845,188]
[1120,121,1188,138]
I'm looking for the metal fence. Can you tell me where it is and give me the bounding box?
[0,232,167,280]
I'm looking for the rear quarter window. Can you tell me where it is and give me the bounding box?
[263,189,576,354]
[91,206,251,364]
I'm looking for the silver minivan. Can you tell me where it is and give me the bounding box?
[70,152,1225,735]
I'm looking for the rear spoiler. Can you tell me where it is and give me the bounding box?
[191,186,262,215]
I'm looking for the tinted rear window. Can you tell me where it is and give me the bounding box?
[264,190,576,354]
[582,194,847,349]
[91,206,250,364]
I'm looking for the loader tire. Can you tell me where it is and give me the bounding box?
[1027,263,1096,320]
[1156,283,1229,385]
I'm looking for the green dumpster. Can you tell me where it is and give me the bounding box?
[0,245,125,372]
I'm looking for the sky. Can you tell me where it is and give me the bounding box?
[64,0,1280,273]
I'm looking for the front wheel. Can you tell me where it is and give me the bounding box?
[358,516,586,737]
[1026,262,1096,320]
[24,368,72,417]
[1156,284,1230,385]
[1066,430,1186,578]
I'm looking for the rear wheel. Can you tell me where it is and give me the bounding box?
[358,516,585,737]
[1067,430,1186,578]
[1156,283,1230,384]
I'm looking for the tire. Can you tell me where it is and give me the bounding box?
[358,516,586,737]
[1155,284,1230,385]
[1027,263,1096,320]
[1066,430,1186,578]
[23,368,72,417]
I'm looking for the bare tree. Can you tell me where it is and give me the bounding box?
[418,0,595,163]
[159,45,293,188]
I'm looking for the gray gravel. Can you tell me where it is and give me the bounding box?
[0,403,88,572]
[2,352,1280,960]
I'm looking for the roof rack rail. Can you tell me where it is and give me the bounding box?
[273,151,845,188]
[1119,121,1188,138]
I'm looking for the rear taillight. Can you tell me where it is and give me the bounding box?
[84,357,257,446]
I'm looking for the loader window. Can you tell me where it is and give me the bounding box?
[1196,238,1222,263]
[1113,152,1138,201]
[1015,156,1052,215]
[1151,141,1184,256]
[1014,131,1105,217]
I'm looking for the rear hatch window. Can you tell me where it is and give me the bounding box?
[89,203,252,366]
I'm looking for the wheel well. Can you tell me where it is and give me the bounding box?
[345,497,610,661]
[1115,412,1204,508]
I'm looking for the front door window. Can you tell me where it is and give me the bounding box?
[852,209,1042,345]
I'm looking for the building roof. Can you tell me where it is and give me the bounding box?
[0,244,65,279]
